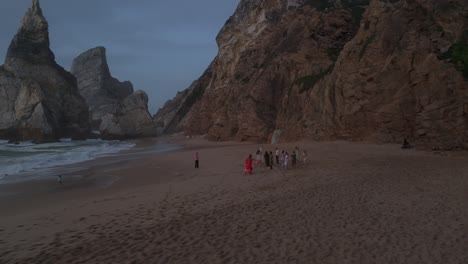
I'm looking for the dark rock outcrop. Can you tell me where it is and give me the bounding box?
[154,64,214,135]
[156,0,468,149]
[71,47,156,139]
[99,90,156,138]
[0,0,89,143]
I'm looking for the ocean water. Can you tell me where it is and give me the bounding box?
[0,139,135,182]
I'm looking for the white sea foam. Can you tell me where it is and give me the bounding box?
[0,139,135,181]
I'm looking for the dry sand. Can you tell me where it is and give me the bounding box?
[0,138,467,264]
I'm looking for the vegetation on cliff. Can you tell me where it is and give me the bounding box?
[440,33,468,79]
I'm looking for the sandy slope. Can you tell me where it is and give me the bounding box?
[1,138,467,264]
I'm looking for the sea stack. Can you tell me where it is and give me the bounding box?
[155,0,468,149]
[71,47,156,139]
[6,0,55,64]
[0,0,90,143]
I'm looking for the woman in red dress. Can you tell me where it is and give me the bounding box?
[245,154,253,175]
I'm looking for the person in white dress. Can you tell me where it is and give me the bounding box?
[283,152,289,170]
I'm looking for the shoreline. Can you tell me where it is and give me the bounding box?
[0,137,183,196]
[0,137,180,184]
[0,138,136,183]
[1,138,467,263]
[0,136,253,212]
[0,137,460,209]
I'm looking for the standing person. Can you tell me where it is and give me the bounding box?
[195,152,199,168]
[245,154,253,175]
[264,151,270,167]
[291,150,297,167]
[57,175,63,185]
[295,146,300,159]
[275,148,280,165]
[279,150,284,166]
[283,152,289,170]
[302,150,308,165]
[269,151,274,170]
[255,149,262,164]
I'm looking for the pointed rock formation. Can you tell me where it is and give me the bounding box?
[156,0,468,149]
[0,0,89,142]
[71,47,156,139]
[6,0,54,64]
[71,47,133,109]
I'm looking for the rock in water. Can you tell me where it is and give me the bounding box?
[156,0,468,149]
[0,0,89,143]
[71,47,156,139]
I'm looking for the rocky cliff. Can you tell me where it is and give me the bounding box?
[71,47,156,139]
[0,0,89,143]
[156,0,468,149]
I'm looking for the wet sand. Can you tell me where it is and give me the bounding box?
[1,137,467,263]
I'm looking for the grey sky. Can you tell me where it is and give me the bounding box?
[0,0,239,113]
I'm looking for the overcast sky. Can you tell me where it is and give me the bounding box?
[0,0,239,113]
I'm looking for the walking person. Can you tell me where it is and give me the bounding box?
[275,148,280,165]
[195,152,199,168]
[57,175,63,185]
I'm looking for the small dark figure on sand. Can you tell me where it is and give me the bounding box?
[264,151,270,167]
[401,138,412,149]
[57,175,63,185]
[195,152,199,168]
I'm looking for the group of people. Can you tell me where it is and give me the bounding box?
[56,138,416,184]
[245,146,308,175]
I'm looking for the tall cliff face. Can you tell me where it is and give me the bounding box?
[0,0,89,142]
[156,0,468,149]
[290,0,468,149]
[71,47,156,139]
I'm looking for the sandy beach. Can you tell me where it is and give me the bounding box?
[1,137,467,264]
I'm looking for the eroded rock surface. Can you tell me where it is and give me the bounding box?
[156,0,468,149]
[0,0,89,142]
[71,47,156,139]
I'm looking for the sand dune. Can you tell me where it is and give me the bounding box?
[1,139,467,263]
